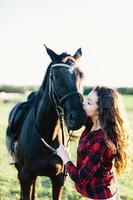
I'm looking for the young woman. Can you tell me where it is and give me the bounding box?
[57,86,129,199]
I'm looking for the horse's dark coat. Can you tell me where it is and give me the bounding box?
[6,46,86,200]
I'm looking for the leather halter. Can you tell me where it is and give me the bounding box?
[37,63,83,153]
[49,63,83,117]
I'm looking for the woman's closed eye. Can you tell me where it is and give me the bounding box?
[87,99,92,104]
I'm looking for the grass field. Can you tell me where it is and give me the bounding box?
[0,95,133,200]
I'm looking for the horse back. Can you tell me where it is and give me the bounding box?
[7,92,37,140]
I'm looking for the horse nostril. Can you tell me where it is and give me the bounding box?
[68,112,76,123]
[67,110,85,130]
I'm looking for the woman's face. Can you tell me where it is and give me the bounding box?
[83,90,99,118]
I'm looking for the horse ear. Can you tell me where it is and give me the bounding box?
[73,48,82,61]
[44,44,58,61]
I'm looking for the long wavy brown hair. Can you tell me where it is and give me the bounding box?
[94,86,129,174]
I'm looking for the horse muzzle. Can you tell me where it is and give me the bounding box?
[66,110,86,130]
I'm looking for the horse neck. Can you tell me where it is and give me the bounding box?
[36,73,58,142]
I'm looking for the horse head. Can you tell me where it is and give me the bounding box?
[44,45,86,130]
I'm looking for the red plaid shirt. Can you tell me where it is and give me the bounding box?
[66,118,117,199]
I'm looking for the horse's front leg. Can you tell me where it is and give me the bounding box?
[18,166,36,200]
[51,174,64,200]
[31,178,37,200]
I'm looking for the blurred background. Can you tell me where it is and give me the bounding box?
[0,0,133,199]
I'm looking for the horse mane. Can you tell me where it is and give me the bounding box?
[74,67,84,79]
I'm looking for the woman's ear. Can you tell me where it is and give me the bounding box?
[44,44,59,61]
[73,48,82,61]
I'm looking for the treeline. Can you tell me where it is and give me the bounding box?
[83,86,133,95]
[0,85,133,95]
[0,85,38,94]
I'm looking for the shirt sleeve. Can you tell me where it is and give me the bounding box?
[65,142,106,185]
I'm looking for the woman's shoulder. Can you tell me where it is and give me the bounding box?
[80,127,105,144]
[92,129,117,155]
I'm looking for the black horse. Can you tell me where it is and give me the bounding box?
[6,45,86,200]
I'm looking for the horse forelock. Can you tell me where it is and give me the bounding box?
[62,56,76,64]
[39,64,52,96]
[59,53,83,78]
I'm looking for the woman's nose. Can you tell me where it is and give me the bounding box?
[82,100,86,105]
[83,102,86,109]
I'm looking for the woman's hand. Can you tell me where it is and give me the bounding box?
[57,144,71,165]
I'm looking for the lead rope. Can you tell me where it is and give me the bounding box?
[58,108,71,185]
[66,130,73,147]
[58,110,67,185]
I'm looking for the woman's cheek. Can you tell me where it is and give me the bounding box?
[86,107,91,116]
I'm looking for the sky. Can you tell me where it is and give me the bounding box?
[0,0,133,87]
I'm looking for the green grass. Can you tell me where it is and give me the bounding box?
[0,96,133,200]
[122,95,133,111]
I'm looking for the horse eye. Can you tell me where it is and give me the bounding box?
[53,74,59,79]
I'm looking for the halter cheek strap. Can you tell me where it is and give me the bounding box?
[59,92,83,106]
